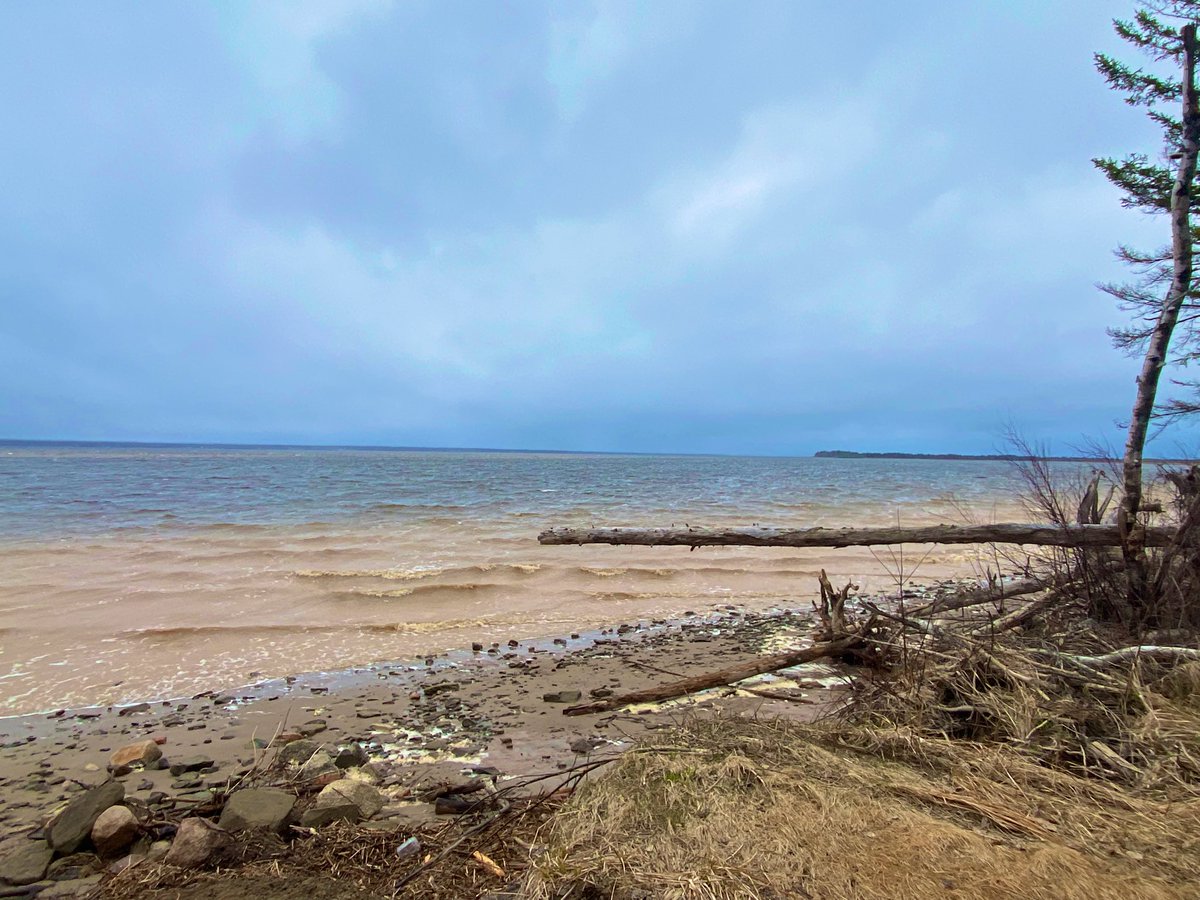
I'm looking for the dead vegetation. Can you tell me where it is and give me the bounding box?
[518,464,1200,900]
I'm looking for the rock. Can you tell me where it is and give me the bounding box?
[298,751,340,785]
[146,840,171,862]
[0,839,54,885]
[109,740,162,770]
[47,781,124,854]
[333,743,369,769]
[168,756,214,777]
[589,688,614,699]
[90,806,138,857]
[218,788,295,835]
[299,780,384,828]
[542,690,582,704]
[107,854,145,875]
[36,874,103,898]
[47,853,100,881]
[164,818,229,869]
[434,794,476,815]
[276,740,321,767]
[342,766,380,786]
[569,737,605,755]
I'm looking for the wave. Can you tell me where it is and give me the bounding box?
[334,581,502,599]
[294,562,542,581]
[577,566,675,578]
[116,618,496,641]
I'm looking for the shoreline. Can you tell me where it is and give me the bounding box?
[0,595,920,842]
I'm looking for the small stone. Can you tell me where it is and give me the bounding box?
[0,839,54,885]
[168,756,214,777]
[434,794,476,815]
[333,743,369,770]
[542,691,581,704]
[218,788,295,835]
[90,806,139,857]
[164,818,230,869]
[47,781,124,854]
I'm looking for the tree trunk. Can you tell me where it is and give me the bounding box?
[562,635,859,716]
[1119,23,1200,614]
[538,523,1174,549]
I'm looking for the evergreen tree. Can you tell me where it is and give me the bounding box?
[1096,1,1200,614]
[1095,1,1200,417]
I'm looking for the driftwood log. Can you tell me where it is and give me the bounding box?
[563,635,859,716]
[539,523,1174,549]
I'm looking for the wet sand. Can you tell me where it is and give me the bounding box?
[0,596,932,841]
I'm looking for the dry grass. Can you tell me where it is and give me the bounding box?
[523,715,1200,900]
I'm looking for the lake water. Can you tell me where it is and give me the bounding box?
[0,442,1057,715]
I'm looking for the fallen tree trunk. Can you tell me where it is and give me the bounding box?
[910,559,1124,618]
[563,635,860,716]
[1060,645,1200,670]
[539,524,1174,550]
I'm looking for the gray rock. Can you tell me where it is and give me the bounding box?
[218,788,295,835]
[47,853,99,881]
[332,743,369,769]
[164,818,229,869]
[0,839,54,886]
[90,806,138,858]
[167,756,214,777]
[47,781,124,854]
[36,874,103,898]
[276,740,321,767]
[299,780,384,828]
[298,751,340,784]
[542,690,582,703]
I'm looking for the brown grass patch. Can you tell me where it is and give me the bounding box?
[523,716,1200,900]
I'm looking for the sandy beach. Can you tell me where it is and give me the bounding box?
[0,598,900,842]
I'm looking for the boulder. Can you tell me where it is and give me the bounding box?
[108,740,162,770]
[90,806,139,857]
[299,780,384,828]
[218,788,295,835]
[164,818,229,869]
[47,781,124,854]
[0,839,54,886]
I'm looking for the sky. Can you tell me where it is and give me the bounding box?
[1,0,1195,456]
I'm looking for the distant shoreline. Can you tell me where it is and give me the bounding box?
[814,450,1196,464]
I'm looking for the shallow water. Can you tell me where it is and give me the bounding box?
[0,443,1078,714]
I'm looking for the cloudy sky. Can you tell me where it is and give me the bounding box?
[1,1,1193,455]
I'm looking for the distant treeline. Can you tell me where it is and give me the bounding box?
[815,450,1118,462]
